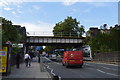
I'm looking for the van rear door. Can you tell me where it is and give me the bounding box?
[67,51,83,64]
[68,51,82,59]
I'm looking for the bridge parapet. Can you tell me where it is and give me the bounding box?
[27,36,85,44]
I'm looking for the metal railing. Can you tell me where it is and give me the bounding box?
[27,31,82,38]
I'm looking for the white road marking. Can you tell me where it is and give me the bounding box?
[59,76,62,80]
[44,64,58,77]
[47,66,51,70]
[85,63,119,77]
[97,69,118,77]
[51,69,56,76]
[88,62,119,66]
[85,63,89,65]
[87,68,96,70]
[102,66,118,71]
[85,63,95,67]
[44,64,52,70]
[97,69,106,74]
[101,66,110,69]
[106,73,119,77]
[85,63,118,71]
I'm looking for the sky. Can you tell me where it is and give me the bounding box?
[0,0,119,36]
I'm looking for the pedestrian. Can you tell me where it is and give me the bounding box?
[24,53,31,67]
[37,51,41,63]
[15,52,21,68]
[46,53,49,58]
[29,50,34,59]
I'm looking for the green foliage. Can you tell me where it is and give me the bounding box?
[1,17,21,46]
[109,28,120,51]
[47,16,85,53]
[44,46,56,54]
[11,44,21,55]
[44,45,72,54]
[53,16,85,37]
[86,24,120,53]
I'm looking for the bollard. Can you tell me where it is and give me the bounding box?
[53,75,59,80]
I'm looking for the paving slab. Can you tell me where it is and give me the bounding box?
[2,57,51,79]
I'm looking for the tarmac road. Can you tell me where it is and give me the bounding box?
[42,57,120,80]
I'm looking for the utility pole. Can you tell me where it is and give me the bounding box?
[34,32,35,35]
[77,32,80,38]
[70,32,71,37]
[61,32,62,37]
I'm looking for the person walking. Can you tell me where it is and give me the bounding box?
[38,51,40,63]
[24,53,31,67]
[15,52,21,68]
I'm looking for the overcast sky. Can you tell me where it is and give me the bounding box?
[0,0,119,36]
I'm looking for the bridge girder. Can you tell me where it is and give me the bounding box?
[26,36,85,47]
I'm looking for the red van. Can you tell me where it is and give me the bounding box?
[62,49,83,68]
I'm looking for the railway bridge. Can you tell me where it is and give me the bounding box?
[26,36,85,46]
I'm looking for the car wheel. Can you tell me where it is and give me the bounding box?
[62,63,65,66]
[79,63,83,68]
[79,65,82,68]
[65,62,69,68]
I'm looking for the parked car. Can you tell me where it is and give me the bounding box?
[50,54,57,61]
[62,49,83,68]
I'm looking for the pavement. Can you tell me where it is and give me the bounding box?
[84,60,119,66]
[2,57,51,80]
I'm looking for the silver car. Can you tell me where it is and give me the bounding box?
[51,54,57,60]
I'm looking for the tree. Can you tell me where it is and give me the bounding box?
[1,17,21,46]
[103,24,107,29]
[53,16,85,37]
[86,24,120,52]
[109,26,120,51]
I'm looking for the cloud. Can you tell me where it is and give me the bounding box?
[17,9,24,14]
[12,11,16,14]
[62,0,110,6]
[62,0,107,6]
[13,21,54,36]
[3,0,23,3]
[11,11,20,17]
[69,8,77,15]
[0,1,8,7]
[0,0,23,7]
[83,8,91,13]
[0,0,24,15]
[3,7,12,11]
[24,0,119,2]
[32,5,41,10]
[62,0,79,6]
[87,2,107,7]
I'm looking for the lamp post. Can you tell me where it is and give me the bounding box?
[77,32,80,38]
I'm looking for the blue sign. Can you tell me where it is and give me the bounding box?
[35,46,42,51]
